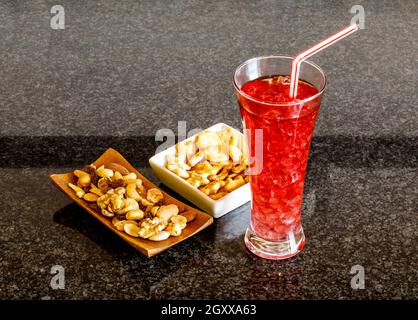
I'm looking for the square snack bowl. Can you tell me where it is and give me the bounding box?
[149,123,251,218]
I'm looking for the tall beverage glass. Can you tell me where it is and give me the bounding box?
[233,56,326,259]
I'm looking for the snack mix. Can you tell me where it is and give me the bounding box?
[166,127,249,199]
[68,163,196,241]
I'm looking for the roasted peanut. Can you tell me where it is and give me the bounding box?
[149,231,170,241]
[223,176,245,193]
[186,172,210,188]
[146,188,164,203]
[231,163,246,174]
[156,204,179,221]
[68,183,85,198]
[193,162,222,176]
[200,180,224,196]
[209,192,228,200]
[209,166,229,181]
[83,193,99,202]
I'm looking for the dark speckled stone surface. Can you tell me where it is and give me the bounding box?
[0,0,417,299]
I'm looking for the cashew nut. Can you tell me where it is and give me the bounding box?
[122,172,137,183]
[126,182,142,201]
[97,167,114,179]
[68,183,85,198]
[126,209,145,221]
[141,198,154,207]
[155,204,179,222]
[119,198,139,214]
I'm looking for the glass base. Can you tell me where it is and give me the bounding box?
[244,226,305,260]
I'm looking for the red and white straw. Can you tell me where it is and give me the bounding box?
[289,24,359,98]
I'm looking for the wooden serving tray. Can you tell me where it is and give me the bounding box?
[50,148,214,257]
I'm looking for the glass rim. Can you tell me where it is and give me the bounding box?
[233,55,327,107]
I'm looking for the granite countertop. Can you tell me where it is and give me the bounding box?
[0,1,417,299]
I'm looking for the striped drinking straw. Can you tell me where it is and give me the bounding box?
[289,24,359,99]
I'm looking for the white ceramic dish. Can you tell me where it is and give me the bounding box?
[149,123,251,218]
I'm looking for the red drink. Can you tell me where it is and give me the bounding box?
[239,76,319,242]
[234,56,325,259]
